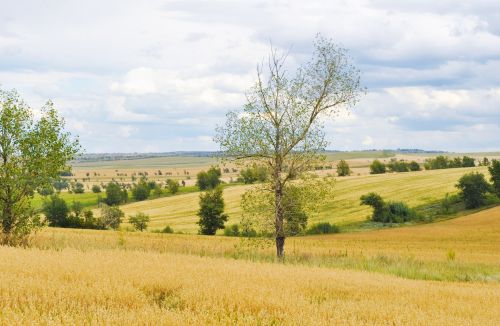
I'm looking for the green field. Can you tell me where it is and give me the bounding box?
[118,166,489,233]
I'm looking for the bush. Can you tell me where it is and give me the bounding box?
[196,166,222,190]
[166,179,179,194]
[43,195,70,227]
[370,160,386,174]
[489,159,500,197]
[98,204,124,230]
[238,164,269,184]
[336,160,351,177]
[306,222,340,235]
[197,186,228,235]
[461,156,476,167]
[132,181,150,201]
[408,161,421,171]
[456,172,491,209]
[360,193,416,223]
[161,225,174,233]
[386,159,409,172]
[91,185,101,193]
[224,224,240,236]
[105,182,127,206]
[128,212,150,232]
[73,182,85,194]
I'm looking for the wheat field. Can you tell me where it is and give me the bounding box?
[1,206,499,325]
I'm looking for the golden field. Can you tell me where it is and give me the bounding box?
[1,206,499,325]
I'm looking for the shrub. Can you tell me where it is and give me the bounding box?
[105,182,127,206]
[98,204,124,230]
[197,186,228,235]
[306,222,340,235]
[369,160,386,174]
[489,159,500,197]
[360,192,385,221]
[91,185,101,193]
[224,224,240,236]
[336,160,351,176]
[408,161,421,171]
[238,164,269,184]
[43,195,70,227]
[132,181,150,201]
[161,225,174,233]
[73,182,85,194]
[456,172,491,209]
[196,166,222,190]
[128,212,150,232]
[360,193,416,223]
[166,179,179,194]
[386,159,409,172]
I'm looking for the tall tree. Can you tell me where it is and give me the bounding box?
[0,88,79,245]
[197,187,228,235]
[215,36,363,257]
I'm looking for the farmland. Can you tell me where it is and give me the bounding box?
[1,206,498,325]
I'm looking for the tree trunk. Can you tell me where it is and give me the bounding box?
[274,168,285,259]
[276,235,285,258]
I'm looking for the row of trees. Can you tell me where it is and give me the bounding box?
[424,155,476,170]
[369,159,421,174]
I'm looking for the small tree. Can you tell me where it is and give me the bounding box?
[73,182,85,194]
[105,182,126,206]
[370,160,386,174]
[360,192,385,221]
[461,156,476,168]
[98,204,124,230]
[197,187,228,235]
[456,172,491,209]
[196,166,222,190]
[91,185,101,193]
[408,161,421,171]
[132,181,150,201]
[128,212,150,232]
[43,195,70,227]
[336,160,351,176]
[0,89,79,245]
[166,179,179,194]
[488,159,500,197]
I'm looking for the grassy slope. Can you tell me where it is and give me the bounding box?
[119,166,488,233]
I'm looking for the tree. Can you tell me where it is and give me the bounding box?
[0,88,79,245]
[166,179,179,194]
[105,182,126,206]
[461,156,475,167]
[73,182,85,194]
[408,161,421,171]
[128,212,150,232]
[360,192,385,221]
[456,172,491,209]
[369,160,386,174]
[91,185,101,193]
[196,166,222,190]
[197,187,228,235]
[215,36,362,257]
[238,163,269,184]
[489,159,500,197]
[53,179,69,192]
[43,195,70,227]
[336,160,351,176]
[132,181,150,201]
[98,204,124,230]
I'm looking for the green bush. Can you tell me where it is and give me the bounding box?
[489,159,500,197]
[223,224,240,236]
[161,225,174,233]
[196,166,222,190]
[91,184,101,193]
[197,186,228,235]
[306,222,340,235]
[456,172,491,209]
[360,193,417,223]
[369,160,386,174]
[408,161,421,171]
[132,181,150,201]
[336,160,351,176]
[128,212,150,232]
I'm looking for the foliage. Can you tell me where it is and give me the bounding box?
[369,160,386,174]
[306,222,340,235]
[0,88,79,245]
[43,195,70,227]
[197,187,228,235]
[425,155,476,170]
[166,179,179,194]
[196,166,222,190]
[132,181,150,201]
[160,225,174,233]
[360,193,416,223]
[73,182,85,194]
[241,175,335,237]
[238,163,269,184]
[105,182,127,206]
[489,159,500,197]
[98,204,124,230]
[386,159,409,172]
[53,179,69,192]
[456,172,491,209]
[38,184,55,196]
[408,161,421,171]
[336,160,351,176]
[224,224,240,236]
[91,185,101,193]
[215,35,363,257]
[128,212,150,232]
[462,156,476,167]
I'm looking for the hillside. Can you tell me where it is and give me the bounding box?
[117,166,489,233]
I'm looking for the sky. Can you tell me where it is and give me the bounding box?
[1,0,499,153]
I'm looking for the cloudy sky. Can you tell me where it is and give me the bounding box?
[1,0,499,153]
